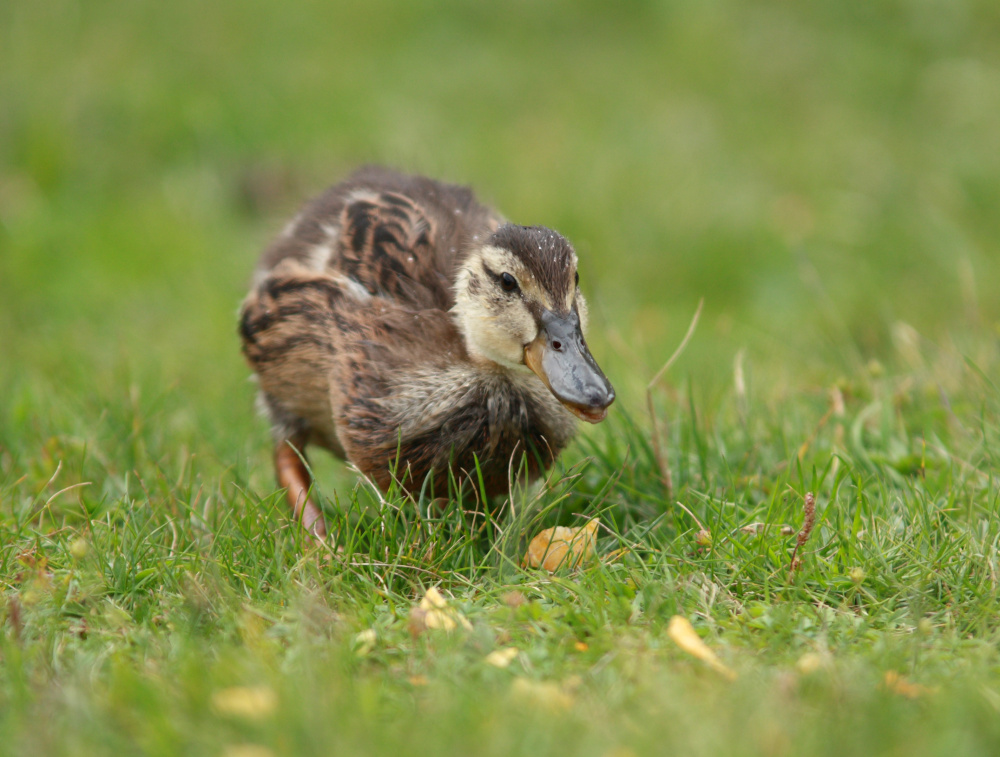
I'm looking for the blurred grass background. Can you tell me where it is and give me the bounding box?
[4,4,1000,755]
[2,0,999,470]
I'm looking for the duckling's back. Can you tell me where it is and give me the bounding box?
[253,166,503,311]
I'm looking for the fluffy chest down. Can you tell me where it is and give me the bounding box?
[337,366,578,498]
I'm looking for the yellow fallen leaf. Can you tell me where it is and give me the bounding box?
[420,586,448,610]
[424,607,456,630]
[667,616,736,680]
[795,652,830,675]
[510,678,574,711]
[882,671,933,699]
[523,518,600,572]
[562,674,583,692]
[410,587,472,635]
[485,647,520,668]
[353,628,377,656]
[222,746,275,757]
[211,686,278,719]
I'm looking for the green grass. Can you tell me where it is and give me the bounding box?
[3,0,1000,755]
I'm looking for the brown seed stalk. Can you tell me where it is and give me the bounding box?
[788,491,817,578]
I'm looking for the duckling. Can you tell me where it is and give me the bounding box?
[239,167,615,538]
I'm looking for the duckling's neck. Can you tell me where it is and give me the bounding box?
[467,350,533,377]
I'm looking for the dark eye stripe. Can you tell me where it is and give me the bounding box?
[482,264,520,294]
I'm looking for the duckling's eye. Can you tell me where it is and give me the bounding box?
[574,271,580,287]
[500,272,519,293]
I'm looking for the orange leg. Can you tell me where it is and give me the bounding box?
[274,442,327,541]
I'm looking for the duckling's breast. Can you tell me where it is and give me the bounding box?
[341,366,577,499]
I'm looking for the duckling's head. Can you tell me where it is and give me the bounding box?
[453,224,615,422]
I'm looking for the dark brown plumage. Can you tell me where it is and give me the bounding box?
[239,166,614,538]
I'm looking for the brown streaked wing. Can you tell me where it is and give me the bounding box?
[334,192,452,311]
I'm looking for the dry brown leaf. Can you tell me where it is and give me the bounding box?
[502,590,526,608]
[667,616,736,680]
[408,607,428,638]
[523,518,600,572]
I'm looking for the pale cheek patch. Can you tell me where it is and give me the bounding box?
[508,307,538,346]
[452,259,532,366]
